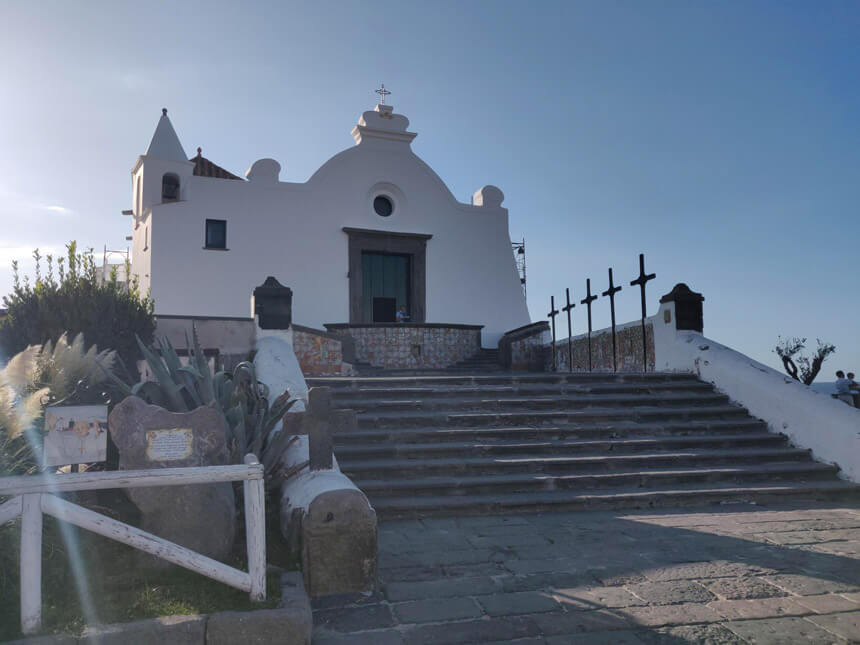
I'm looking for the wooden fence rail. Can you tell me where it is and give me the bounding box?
[0,455,266,636]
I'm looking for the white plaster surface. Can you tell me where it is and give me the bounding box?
[281,469,359,513]
[252,330,359,514]
[653,302,860,483]
[253,330,307,413]
[130,104,530,347]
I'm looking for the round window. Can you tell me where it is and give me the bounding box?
[373,195,394,217]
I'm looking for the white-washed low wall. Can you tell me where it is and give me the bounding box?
[653,300,860,483]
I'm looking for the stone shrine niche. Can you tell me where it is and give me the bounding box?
[660,283,705,333]
[253,276,293,330]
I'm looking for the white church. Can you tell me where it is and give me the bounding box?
[128,92,530,349]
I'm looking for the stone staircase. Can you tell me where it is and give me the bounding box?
[305,372,859,519]
[451,348,501,371]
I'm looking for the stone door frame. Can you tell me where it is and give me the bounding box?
[343,227,431,324]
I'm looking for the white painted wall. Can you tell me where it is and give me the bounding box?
[131,104,530,347]
[653,300,860,483]
[253,328,308,412]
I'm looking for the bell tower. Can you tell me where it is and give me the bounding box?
[131,108,194,220]
[129,108,194,299]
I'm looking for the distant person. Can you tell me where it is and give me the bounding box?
[396,306,408,323]
[835,371,850,394]
[848,372,860,407]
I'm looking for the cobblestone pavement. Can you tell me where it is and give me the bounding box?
[312,503,860,644]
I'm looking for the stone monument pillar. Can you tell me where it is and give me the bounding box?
[251,276,307,410]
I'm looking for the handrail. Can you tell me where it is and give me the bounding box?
[0,463,262,496]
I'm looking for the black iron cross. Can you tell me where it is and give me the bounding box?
[375,83,391,105]
[629,253,656,373]
[580,279,598,372]
[562,288,575,373]
[602,268,622,372]
[548,295,560,371]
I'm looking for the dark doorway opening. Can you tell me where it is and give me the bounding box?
[361,252,411,322]
[344,227,430,324]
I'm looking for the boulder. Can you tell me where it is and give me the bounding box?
[108,397,236,563]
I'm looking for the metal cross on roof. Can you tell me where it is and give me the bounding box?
[375,84,391,105]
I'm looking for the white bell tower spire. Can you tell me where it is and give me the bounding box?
[146,108,188,161]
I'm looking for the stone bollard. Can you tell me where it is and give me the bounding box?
[278,387,377,597]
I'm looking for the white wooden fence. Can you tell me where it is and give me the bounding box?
[0,454,266,636]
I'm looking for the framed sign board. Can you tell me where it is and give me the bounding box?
[145,428,194,462]
[43,404,108,467]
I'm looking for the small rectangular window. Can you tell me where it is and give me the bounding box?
[205,219,227,250]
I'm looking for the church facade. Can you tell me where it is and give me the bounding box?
[129,99,530,347]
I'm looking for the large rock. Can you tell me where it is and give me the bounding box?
[108,397,236,563]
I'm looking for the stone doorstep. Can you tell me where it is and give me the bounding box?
[12,573,312,645]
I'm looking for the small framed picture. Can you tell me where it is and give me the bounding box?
[43,405,108,467]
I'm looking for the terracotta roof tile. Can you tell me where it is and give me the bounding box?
[190,148,243,181]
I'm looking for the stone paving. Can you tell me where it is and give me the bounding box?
[312,503,860,644]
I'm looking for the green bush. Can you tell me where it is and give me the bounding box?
[0,242,154,371]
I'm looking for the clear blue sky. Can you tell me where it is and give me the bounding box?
[0,1,857,375]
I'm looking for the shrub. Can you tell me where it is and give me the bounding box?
[0,242,154,371]
[774,336,836,386]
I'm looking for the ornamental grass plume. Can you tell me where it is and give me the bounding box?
[0,334,116,475]
[0,346,49,441]
[39,332,116,403]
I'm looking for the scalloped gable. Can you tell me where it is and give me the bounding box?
[351,104,417,145]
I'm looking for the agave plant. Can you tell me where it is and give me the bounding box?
[105,326,298,488]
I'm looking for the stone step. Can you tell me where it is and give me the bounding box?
[323,380,715,400]
[369,480,860,519]
[339,392,730,414]
[335,433,787,460]
[355,462,841,498]
[356,404,750,429]
[339,447,813,479]
[306,372,702,389]
[348,367,511,377]
[331,419,770,444]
